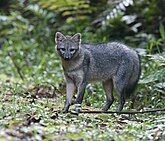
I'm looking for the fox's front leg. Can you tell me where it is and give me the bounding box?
[74,82,87,113]
[63,80,75,113]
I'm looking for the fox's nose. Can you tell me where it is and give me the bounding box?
[64,53,71,60]
[65,55,70,59]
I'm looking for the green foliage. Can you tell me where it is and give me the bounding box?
[137,52,165,109]
[0,0,165,140]
[147,23,165,53]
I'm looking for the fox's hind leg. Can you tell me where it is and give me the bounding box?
[113,64,131,112]
[117,90,126,112]
[102,79,114,111]
[114,79,126,112]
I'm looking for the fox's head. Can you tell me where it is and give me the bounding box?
[55,32,81,61]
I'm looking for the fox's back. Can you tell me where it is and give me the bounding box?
[82,42,139,82]
[83,42,137,58]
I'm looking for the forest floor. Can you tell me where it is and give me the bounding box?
[0,79,164,141]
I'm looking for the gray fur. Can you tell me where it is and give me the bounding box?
[55,32,141,113]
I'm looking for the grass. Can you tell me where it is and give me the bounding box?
[0,77,164,140]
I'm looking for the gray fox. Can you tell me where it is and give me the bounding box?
[55,32,141,113]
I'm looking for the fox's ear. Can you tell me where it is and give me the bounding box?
[55,32,66,43]
[72,33,81,43]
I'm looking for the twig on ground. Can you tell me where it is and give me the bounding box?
[78,108,165,114]
[53,108,165,115]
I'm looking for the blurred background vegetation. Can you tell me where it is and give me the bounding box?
[0,0,164,109]
[0,0,165,140]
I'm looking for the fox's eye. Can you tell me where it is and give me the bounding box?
[60,48,65,51]
[70,49,75,54]
[70,49,75,52]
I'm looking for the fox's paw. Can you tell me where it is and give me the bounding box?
[62,109,69,113]
[74,104,82,114]
[62,106,69,113]
[102,106,109,112]
[102,104,111,112]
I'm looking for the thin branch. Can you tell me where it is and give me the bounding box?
[77,108,165,114]
[53,108,165,115]
[8,51,24,80]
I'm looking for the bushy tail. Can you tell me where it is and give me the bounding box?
[125,53,141,98]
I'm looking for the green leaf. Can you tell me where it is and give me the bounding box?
[159,23,165,40]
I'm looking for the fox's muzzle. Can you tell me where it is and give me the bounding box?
[63,53,72,60]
